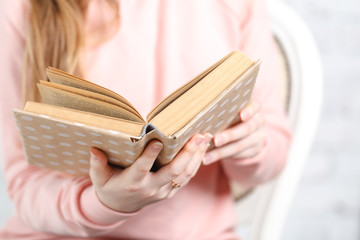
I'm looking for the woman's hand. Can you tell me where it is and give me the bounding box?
[203,100,267,165]
[89,133,212,213]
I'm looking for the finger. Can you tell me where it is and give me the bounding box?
[155,179,182,200]
[222,141,267,164]
[161,141,209,200]
[153,183,174,200]
[183,148,205,181]
[184,133,212,178]
[211,128,266,161]
[231,142,266,160]
[214,112,265,147]
[204,128,266,165]
[154,134,205,186]
[167,186,180,199]
[128,141,163,181]
[240,100,261,121]
[164,149,203,194]
[89,147,114,187]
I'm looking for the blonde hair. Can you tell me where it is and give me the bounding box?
[24,0,119,102]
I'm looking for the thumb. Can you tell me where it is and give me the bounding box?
[89,147,113,186]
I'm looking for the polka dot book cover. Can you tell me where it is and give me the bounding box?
[13,51,260,176]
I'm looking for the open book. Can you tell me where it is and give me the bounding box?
[13,51,260,176]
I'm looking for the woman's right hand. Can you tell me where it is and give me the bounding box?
[89,133,212,213]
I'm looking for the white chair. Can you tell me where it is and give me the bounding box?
[235,1,323,240]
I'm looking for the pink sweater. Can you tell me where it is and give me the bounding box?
[0,0,291,239]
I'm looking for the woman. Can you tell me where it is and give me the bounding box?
[0,0,291,239]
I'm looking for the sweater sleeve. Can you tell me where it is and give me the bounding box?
[0,1,138,236]
[220,0,292,187]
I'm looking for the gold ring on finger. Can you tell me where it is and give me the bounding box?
[171,180,181,189]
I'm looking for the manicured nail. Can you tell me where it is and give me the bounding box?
[241,104,255,121]
[214,135,224,147]
[204,134,213,145]
[151,142,163,151]
[240,111,249,121]
[194,135,205,145]
[203,153,212,165]
[90,151,99,163]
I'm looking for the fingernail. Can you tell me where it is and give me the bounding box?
[240,111,249,121]
[203,154,213,165]
[195,135,205,145]
[214,135,224,147]
[204,134,213,145]
[202,141,211,152]
[151,142,163,151]
[90,151,99,163]
[241,105,254,121]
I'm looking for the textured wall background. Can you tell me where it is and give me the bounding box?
[282,0,360,239]
[0,0,359,239]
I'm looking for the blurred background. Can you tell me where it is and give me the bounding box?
[281,0,360,239]
[0,0,359,239]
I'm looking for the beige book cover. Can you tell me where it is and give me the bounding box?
[13,51,260,176]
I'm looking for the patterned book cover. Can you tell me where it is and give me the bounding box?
[13,60,260,176]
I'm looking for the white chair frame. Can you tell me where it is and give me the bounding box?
[235,1,323,240]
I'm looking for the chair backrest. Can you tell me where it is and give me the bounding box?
[235,1,323,240]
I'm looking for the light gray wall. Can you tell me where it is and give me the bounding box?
[283,0,360,239]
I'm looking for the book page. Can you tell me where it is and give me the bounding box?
[46,67,141,117]
[24,102,145,136]
[37,84,145,123]
[146,52,232,121]
[149,51,255,136]
[39,80,143,120]
[173,61,260,139]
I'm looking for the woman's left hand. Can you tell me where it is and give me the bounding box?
[203,100,267,165]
